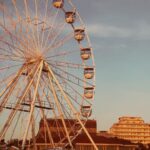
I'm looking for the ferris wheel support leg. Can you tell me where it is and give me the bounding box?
[0,65,26,113]
[28,89,37,150]
[38,107,55,148]
[0,78,19,113]
[22,61,43,149]
[46,63,98,150]
[31,113,37,150]
[35,90,55,148]
[42,86,65,144]
[0,63,41,141]
[48,71,74,149]
[0,73,20,98]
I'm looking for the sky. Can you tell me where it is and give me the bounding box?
[74,0,150,130]
[0,0,150,132]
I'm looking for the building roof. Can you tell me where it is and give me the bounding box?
[39,119,97,128]
[36,132,135,145]
[36,119,135,146]
[72,134,135,145]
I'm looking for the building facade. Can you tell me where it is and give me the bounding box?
[109,116,150,144]
[35,119,137,150]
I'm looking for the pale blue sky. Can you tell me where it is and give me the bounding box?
[1,0,150,131]
[74,0,150,130]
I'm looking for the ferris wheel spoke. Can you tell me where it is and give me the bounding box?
[47,70,73,148]
[43,22,67,55]
[0,3,16,30]
[0,67,37,145]
[11,0,34,49]
[8,36,21,58]
[39,80,55,115]
[53,71,83,89]
[0,45,23,60]
[42,7,60,51]
[0,8,28,58]
[45,49,77,60]
[39,78,68,143]
[50,76,88,107]
[34,0,42,50]
[12,19,37,54]
[50,64,93,87]
[0,35,14,56]
[40,0,50,50]
[20,23,40,58]
[23,0,40,51]
[0,62,42,141]
[44,32,74,54]
[0,24,33,58]
[37,100,55,147]
[12,0,22,21]
[0,54,24,62]
[47,63,98,150]
[0,38,25,58]
[64,80,92,105]
[49,60,88,69]
[3,3,36,58]
[32,79,55,148]
[0,68,25,95]
[0,87,24,140]
[54,82,85,108]
[0,65,27,111]
[0,64,23,73]
[11,0,26,48]
[0,72,17,89]
[0,81,19,114]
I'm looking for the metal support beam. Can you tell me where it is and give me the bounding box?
[46,62,98,150]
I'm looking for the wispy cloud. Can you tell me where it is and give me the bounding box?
[87,23,150,40]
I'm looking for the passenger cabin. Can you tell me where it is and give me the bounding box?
[65,11,76,24]
[21,71,28,76]
[84,67,94,79]
[42,65,49,73]
[84,87,94,99]
[81,105,92,118]
[74,28,85,41]
[53,0,64,8]
[80,48,91,60]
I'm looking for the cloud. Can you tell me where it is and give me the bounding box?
[87,23,150,40]
[87,24,131,38]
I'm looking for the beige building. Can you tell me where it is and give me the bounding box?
[109,116,150,144]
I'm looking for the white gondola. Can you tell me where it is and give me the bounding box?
[80,48,91,60]
[84,87,94,99]
[65,11,76,24]
[74,28,85,41]
[81,105,92,118]
[53,0,64,8]
[84,67,94,79]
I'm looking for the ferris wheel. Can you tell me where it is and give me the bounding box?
[0,0,97,149]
